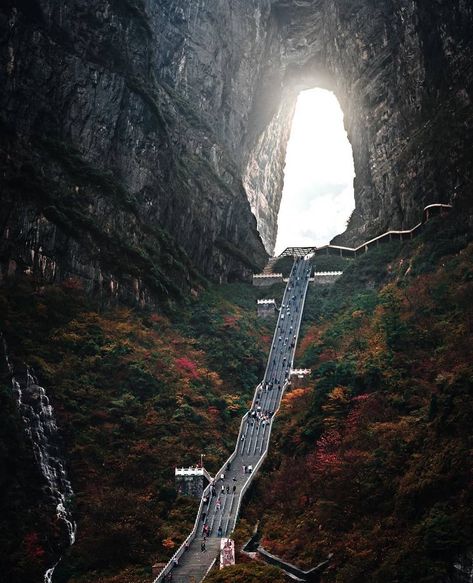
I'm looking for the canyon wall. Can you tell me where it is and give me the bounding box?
[1,0,472,299]
[245,0,473,247]
[0,0,272,301]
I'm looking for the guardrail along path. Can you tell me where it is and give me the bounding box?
[155,257,312,583]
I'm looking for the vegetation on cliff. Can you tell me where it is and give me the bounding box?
[0,278,276,582]
[242,216,473,582]
[1,212,472,583]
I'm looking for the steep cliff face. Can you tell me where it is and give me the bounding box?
[1,0,472,297]
[0,0,270,301]
[244,0,473,248]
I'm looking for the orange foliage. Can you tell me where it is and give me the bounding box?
[296,325,321,358]
[282,387,310,407]
[244,241,473,577]
[318,348,337,363]
[223,314,239,327]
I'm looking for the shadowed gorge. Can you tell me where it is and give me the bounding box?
[1,1,473,294]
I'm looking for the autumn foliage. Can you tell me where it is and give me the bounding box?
[244,230,473,582]
[0,280,272,582]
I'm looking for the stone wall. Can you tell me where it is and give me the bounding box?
[253,274,284,287]
[257,299,277,317]
[312,271,343,285]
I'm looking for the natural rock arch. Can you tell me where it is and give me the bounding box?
[0,0,471,290]
[241,0,473,254]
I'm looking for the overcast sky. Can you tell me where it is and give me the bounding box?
[274,88,355,255]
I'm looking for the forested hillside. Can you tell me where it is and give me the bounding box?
[0,279,277,582]
[2,213,472,583]
[241,215,473,583]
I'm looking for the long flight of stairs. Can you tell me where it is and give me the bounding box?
[169,538,221,583]
[155,258,312,583]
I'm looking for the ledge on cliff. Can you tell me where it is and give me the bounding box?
[1,0,472,300]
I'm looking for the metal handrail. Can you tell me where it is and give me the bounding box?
[154,260,311,581]
[278,203,453,258]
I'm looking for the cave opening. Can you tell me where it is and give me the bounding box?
[275,88,355,255]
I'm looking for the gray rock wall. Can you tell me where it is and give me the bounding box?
[1,0,471,299]
[245,0,473,249]
[0,0,270,300]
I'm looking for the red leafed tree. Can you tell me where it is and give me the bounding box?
[311,429,342,472]
[175,356,200,379]
[223,315,239,328]
[24,531,45,559]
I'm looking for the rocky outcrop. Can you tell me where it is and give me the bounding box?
[1,0,472,299]
[245,0,473,247]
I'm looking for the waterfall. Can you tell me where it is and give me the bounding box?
[44,561,60,583]
[2,336,76,582]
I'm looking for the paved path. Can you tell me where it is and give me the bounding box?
[154,258,312,583]
[262,256,279,274]
[278,203,452,259]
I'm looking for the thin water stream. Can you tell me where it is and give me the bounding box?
[2,336,76,582]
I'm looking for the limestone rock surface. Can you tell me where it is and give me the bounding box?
[1,0,472,299]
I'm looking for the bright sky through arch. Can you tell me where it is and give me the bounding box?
[274,88,355,255]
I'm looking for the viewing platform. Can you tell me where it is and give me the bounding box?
[175,466,212,498]
[257,299,277,317]
[290,368,311,388]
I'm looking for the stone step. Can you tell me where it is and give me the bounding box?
[262,256,278,274]
[169,538,220,582]
[155,259,312,583]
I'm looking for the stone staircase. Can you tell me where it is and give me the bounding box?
[154,258,312,583]
[262,256,278,275]
[169,537,221,583]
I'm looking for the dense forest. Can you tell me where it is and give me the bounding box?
[1,0,472,580]
[2,211,472,583]
[0,276,277,582]
[241,215,473,582]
